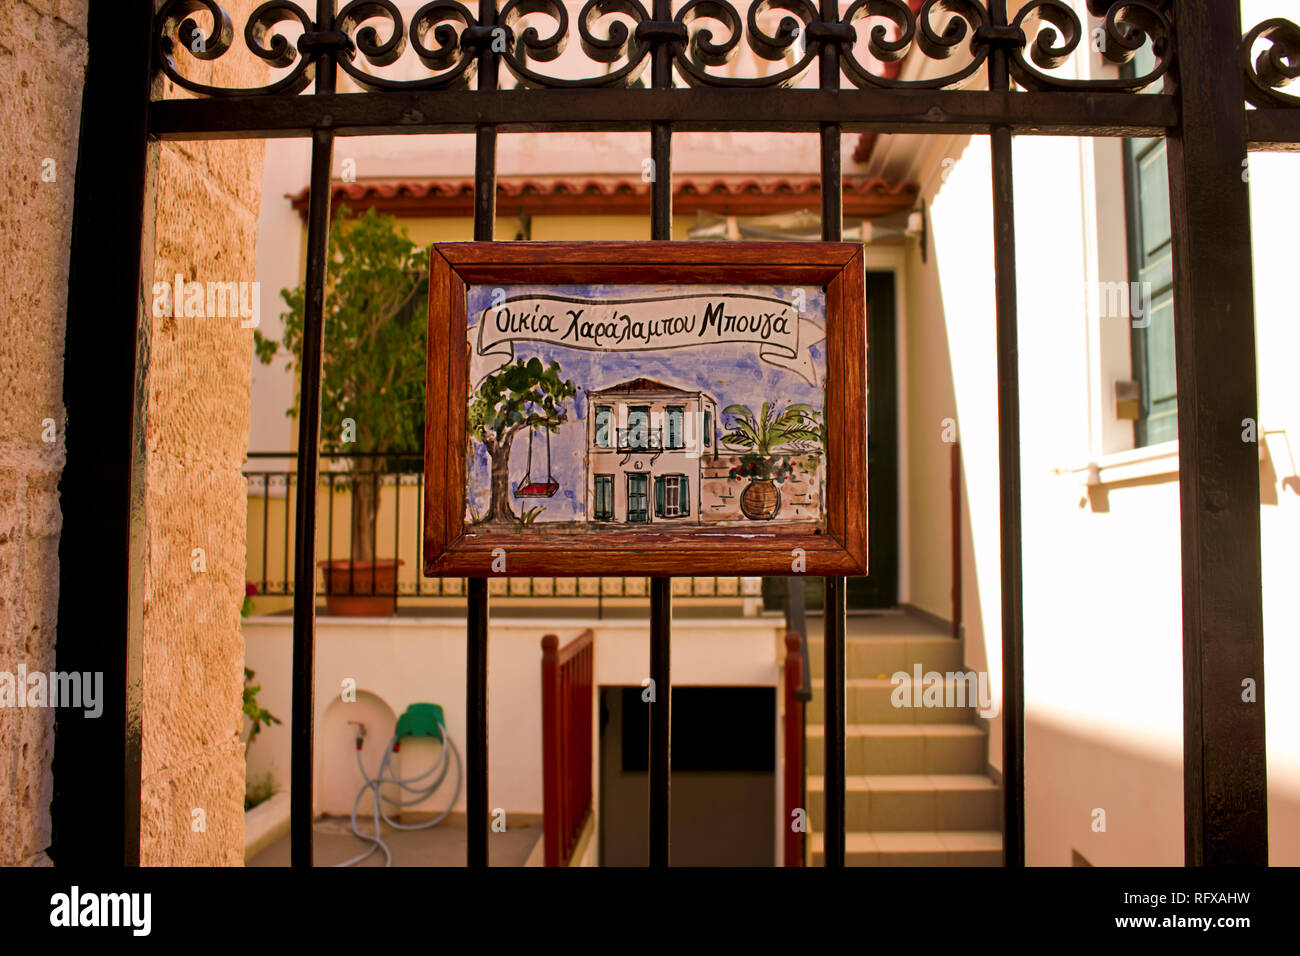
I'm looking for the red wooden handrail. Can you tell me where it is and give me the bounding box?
[541,629,595,866]
[784,630,804,866]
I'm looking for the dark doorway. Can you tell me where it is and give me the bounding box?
[849,270,900,609]
[764,269,898,612]
[598,686,775,866]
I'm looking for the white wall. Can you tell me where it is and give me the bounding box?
[242,614,784,832]
[901,0,1300,864]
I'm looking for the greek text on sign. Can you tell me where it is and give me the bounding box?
[473,292,826,388]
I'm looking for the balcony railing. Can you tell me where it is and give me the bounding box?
[244,451,757,605]
[612,425,668,451]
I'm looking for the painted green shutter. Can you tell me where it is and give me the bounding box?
[667,406,683,448]
[680,476,689,516]
[654,476,665,517]
[595,407,611,448]
[1124,45,1176,448]
[595,475,611,520]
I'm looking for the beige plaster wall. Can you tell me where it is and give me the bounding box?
[0,0,88,868]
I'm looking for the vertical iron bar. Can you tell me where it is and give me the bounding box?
[289,4,339,867]
[327,472,335,593]
[371,469,378,594]
[647,0,674,868]
[290,130,333,868]
[1166,0,1267,865]
[990,124,1025,867]
[467,0,499,868]
[348,470,355,594]
[393,462,401,600]
[822,577,845,865]
[649,578,672,866]
[53,0,153,866]
[650,121,672,240]
[262,473,270,594]
[784,577,811,864]
[818,0,846,867]
[416,471,423,596]
[283,472,291,594]
[987,0,1025,868]
[467,577,490,866]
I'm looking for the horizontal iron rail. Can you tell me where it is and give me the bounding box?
[1247,109,1300,151]
[148,88,1178,141]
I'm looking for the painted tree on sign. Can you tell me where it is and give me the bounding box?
[468,357,577,526]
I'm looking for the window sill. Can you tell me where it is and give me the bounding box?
[1062,440,1180,487]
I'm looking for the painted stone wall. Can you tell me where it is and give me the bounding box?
[0,0,88,868]
[700,453,823,524]
[138,5,266,865]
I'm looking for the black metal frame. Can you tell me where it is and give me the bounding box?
[55,0,1298,867]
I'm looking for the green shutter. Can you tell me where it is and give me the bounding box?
[595,475,611,520]
[681,476,689,516]
[667,406,683,448]
[654,476,665,517]
[1124,72,1176,448]
[596,407,611,448]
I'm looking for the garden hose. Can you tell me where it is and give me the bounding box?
[335,721,462,867]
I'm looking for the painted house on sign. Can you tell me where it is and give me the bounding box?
[584,378,717,524]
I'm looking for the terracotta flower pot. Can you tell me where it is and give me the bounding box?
[318,558,403,616]
[739,479,781,520]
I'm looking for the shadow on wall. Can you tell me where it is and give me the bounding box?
[1025,713,1300,866]
[1026,714,1181,865]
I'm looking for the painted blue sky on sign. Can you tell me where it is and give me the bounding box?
[464,283,827,523]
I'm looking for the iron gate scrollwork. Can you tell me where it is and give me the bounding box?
[155,0,1180,94]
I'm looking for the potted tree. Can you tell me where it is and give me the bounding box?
[255,207,427,615]
[721,402,820,520]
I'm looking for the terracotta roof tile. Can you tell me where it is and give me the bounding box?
[288,175,918,219]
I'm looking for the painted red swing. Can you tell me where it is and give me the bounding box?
[513,422,559,498]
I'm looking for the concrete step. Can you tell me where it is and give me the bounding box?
[808,830,1003,866]
[805,723,987,776]
[808,678,979,724]
[806,635,965,680]
[806,774,1000,832]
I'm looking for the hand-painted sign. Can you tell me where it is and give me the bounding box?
[465,283,826,535]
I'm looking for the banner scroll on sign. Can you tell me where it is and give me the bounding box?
[470,293,826,388]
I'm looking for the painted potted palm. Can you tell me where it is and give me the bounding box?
[721,402,820,520]
[254,207,427,615]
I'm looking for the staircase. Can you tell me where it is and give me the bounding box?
[804,614,1003,866]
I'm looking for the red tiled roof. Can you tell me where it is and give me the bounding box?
[288,175,919,219]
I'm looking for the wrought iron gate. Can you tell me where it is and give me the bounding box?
[56,0,1299,867]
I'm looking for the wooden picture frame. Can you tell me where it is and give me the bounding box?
[423,241,866,577]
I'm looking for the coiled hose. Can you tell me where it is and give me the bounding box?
[336,723,462,867]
